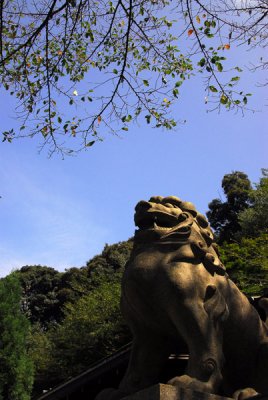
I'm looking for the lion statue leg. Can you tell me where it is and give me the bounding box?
[95,332,171,400]
[168,284,229,394]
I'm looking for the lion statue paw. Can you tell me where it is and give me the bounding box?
[232,388,259,400]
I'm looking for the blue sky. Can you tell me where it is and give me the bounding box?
[0,46,267,277]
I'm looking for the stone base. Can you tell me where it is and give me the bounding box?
[122,384,232,400]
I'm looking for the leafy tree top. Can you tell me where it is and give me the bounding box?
[207,171,252,243]
[222,171,252,209]
[1,0,267,155]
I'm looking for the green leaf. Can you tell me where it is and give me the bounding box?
[86,140,95,147]
[145,115,151,124]
[172,88,179,98]
[175,81,183,87]
[216,62,223,72]
[211,20,216,28]
[143,80,149,87]
[220,95,228,105]
[231,76,240,82]
[209,85,218,93]
[198,58,206,67]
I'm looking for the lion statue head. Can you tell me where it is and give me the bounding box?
[134,195,225,276]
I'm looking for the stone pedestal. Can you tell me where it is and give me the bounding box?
[122,384,232,400]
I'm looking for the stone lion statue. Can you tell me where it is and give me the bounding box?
[96,196,268,400]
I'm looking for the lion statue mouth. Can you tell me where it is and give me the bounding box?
[134,195,209,243]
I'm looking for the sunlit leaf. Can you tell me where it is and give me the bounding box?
[209,85,218,93]
[220,95,228,105]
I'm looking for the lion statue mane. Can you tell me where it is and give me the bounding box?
[96,196,268,400]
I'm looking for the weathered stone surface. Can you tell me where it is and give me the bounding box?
[96,196,268,400]
[121,384,232,400]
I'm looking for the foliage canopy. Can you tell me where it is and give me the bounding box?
[1,0,267,154]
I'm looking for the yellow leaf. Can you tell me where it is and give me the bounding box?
[196,16,201,24]
[224,44,230,50]
[97,115,102,123]
[58,50,63,55]
[188,29,194,36]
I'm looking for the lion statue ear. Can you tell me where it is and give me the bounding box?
[203,285,229,323]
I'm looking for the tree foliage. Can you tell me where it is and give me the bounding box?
[207,171,252,243]
[220,233,268,295]
[14,240,133,395]
[28,323,55,395]
[16,265,64,326]
[30,279,131,395]
[209,169,268,295]
[238,169,268,238]
[0,274,34,400]
[14,240,133,329]
[85,240,133,286]
[1,0,267,154]
[50,280,130,379]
